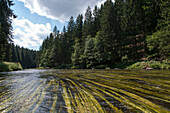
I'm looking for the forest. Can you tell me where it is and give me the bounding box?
[0,1,170,112]
[0,0,169,69]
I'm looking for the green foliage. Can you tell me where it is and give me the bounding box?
[110,62,134,69]
[0,62,22,72]
[83,6,93,38]
[36,67,45,69]
[93,31,108,65]
[0,0,15,61]
[0,63,8,72]
[146,0,170,60]
[121,55,128,63]
[11,45,37,69]
[36,0,169,69]
[83,36,96,68]
[56,64,72,69]
[71,65,83,69]
[71,38,81,66]
[127,61,170,70]
[95,65,109,69]
[100,0,116,63]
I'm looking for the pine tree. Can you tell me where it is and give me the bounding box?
[71,14,84,66]
[62,26,69,64]
[48,33,55,67]
[50,29,61,67]
[71,38,81,66]
[67,16,75,63]
[93,5,100,36]
[146,0,170,60]
[36,0,167,68]
[83,36,96,68]
[82,6,93,39]
[100,0,117,64]
[94,31,107,65]
[11,43,18,62]
[0,0,15,62]
[11,45,37,69]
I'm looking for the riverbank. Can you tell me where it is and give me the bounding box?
[0,62,23,72]
[126,60,170,70]
[37,60,170,70]
[94,61,170,70]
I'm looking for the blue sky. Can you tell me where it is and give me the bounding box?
[11,0,107,50]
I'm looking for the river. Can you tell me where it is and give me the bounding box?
[0,69,170,113]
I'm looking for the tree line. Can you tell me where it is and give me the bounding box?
[0,0,15,62]
[11,44,37,69]
[37,0,169,69]
[0,0,37,69]
[0,0,169,69]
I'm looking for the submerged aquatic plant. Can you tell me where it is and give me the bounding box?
[0,70,170,112]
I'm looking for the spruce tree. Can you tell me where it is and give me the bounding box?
[82,6,93,39]
[147,0,170,60]
[71,14,84,66]
[83,36,96,68]
[100,0,117,64]
[71,38,81,66]
[0,0,15,62]
[67,16,75,63]
[92,5,100,36]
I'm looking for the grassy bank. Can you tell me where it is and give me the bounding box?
[126,60,170,70]
[37,60,170,70]
[0,62,23,72]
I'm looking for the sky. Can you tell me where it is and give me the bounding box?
[11,0,108,50]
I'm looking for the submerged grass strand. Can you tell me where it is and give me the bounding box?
[50,81,59,113]
[60,80,74,113]
[83,78,168,112]
[0,70,169,112]
[31,79,52,113]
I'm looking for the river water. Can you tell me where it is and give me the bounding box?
[0,69,170,113]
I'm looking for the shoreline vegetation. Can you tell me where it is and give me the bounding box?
[37,60,170,70]
[36,0,169,70]
[1,59,169,72]
[0,0,169,72]
[0,62,22,72]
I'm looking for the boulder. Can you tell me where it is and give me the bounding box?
[146,67,154,70]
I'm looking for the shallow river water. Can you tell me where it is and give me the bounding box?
[0,69,170,113]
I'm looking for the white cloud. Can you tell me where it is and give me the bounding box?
[13,18,51,50]
[18,0,109,22]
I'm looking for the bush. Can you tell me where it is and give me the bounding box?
[110,62,135,69]
[37,67,45,69]
[127,61,170,70]
[161,63,170,69]
[121,55,128,63]
[95,65,109,69]
[149,61,161,69]
[162,59,170,64]
[56,64,72,69]
[127,62,144,70]
[0,62,22,72]
[71,65,80,69]
[0,63,9,72]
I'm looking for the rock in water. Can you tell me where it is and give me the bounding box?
[146,67,154,70]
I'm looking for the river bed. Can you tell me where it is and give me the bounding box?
[0,69,170,113]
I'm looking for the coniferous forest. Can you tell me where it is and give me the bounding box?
[37,0,170,69]
[0,0,170,69]
[0,0,37,69]
[0,1,170,112]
